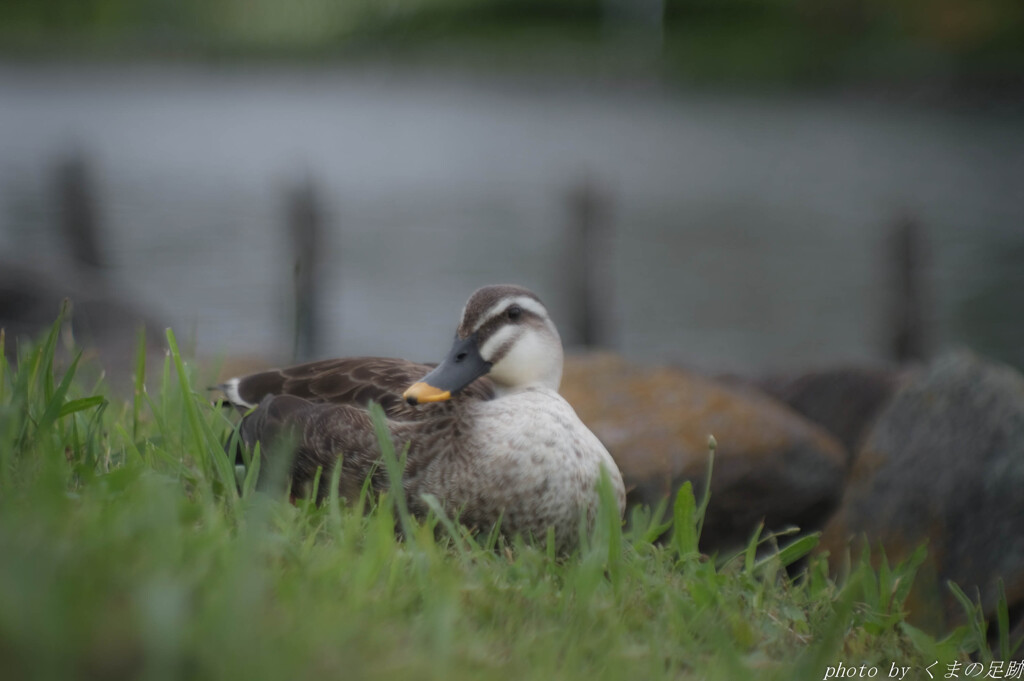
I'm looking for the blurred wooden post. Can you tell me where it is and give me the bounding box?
[888,213,928,363]
[55,150,104,271]
[566,177,614,349]
[287,175,324,362]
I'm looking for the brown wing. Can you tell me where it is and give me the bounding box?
[237,392,456,504]
[223,356,494,419]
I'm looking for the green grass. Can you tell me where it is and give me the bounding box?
[0,314,1013,681]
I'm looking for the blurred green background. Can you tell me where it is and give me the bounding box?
[3,0,1022,87]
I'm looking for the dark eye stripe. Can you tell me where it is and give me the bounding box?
[476,309,539,341]
[458,288,546,337]
[487,335,519,365]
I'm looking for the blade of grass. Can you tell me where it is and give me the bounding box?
[597,467,623,593]
[947,580,991,661]
[166,328,237,508]
[242,442,262,498]
[878,546,894,613]
[756,533,819,572]
[892,544,927,610]
[114,424,146,465]
[23,341,43,413]
[484,512,504,553]
[166,329,205,458]
[743,522,764,574]
[13,351,41,450]
[86,400,109,472]
[901,621,965,671]
[792,572,861,678]
[695,434,716,542]
[632,496,671,547]
[133,324,146,441]
[420,493,471,559]
[37,350,84,433]
[671,481,698,560]
[326,454,344,533]
[158,344,171,439]
[306,466,324,510]
[367,402,413,540]
[40,299,71,404]
[195,396,239,502]
[142,391,169,449]
[994,579,1024,660]
[58,395,106,419]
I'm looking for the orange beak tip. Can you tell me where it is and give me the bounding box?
[402,382,452,404]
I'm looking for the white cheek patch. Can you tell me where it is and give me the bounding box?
[479,324,521,363]
[488,329,561,390]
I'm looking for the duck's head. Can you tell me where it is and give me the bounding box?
[403,285,563,404]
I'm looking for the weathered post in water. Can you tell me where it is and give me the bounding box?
[55,150,104,271]
[565,177,615,349]
[886,213,929,363]
[286,175,324,362]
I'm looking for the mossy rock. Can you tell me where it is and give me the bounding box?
[562,353,846,553]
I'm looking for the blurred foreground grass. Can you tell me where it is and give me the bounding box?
[0,313,1014,681]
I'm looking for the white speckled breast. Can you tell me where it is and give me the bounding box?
[417,388,626,552]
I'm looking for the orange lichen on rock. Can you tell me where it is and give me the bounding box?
[561,353,847,552]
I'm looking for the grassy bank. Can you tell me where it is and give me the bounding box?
[0,314,1010,680]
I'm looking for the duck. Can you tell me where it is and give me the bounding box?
[220,284,626,553]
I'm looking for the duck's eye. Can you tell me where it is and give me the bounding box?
[506,305,522,321]
[455,351,468,362]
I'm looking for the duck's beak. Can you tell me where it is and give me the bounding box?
[403,334,492,405]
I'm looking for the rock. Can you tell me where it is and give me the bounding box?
[561,353,847,553]
[753,366,906,462]
[820,352,1024,632]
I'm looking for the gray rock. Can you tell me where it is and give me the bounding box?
[754,366,906,463]
[821,352,1024,631]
